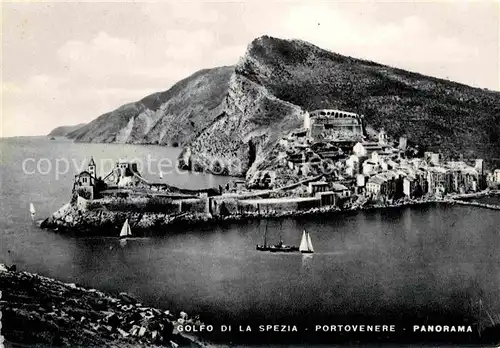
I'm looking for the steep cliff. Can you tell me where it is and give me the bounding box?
[179,72,304,176]
[67,66,234,146]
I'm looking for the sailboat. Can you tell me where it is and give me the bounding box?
[159,171,164,179]
[119,219,132,239]
[256,221,271,251]
[299,230,314,254]
[29,203,36,221]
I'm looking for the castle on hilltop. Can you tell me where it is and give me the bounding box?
[303,109,364,141]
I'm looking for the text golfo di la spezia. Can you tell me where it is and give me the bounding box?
[176,324,473,333]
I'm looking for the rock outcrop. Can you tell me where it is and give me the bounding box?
[179,72,304,176]
[41,197,212,236]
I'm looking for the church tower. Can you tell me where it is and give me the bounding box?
[88,157,96,178]
[475,159,485,189]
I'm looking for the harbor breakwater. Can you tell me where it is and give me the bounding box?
[0,266,208,347]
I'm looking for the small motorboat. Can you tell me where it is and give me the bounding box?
[269,240,299,253]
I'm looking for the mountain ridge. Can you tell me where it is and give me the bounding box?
[66,66,234,146]
[60,35,500,176]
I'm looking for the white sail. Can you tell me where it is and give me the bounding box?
[120,219,132,238]
[159,171,164,179]
[29,203,36,220]
[299,230,308,252]
[306,232,314,252]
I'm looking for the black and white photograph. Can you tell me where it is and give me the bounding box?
[1,0,500,346]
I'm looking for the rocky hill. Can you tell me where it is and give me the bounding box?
[47,123,86,136]
[63,36,500,176]
[67,66,234,146]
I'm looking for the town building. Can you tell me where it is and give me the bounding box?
[424,152,440,165]
[474,159,486,189]
[362,160,379,175]
[366,176,386,196]
[73,157,100,200]
[446,161,479,193]
[308,181,329,195]
[103,160,143,187]
[494,169,500,183]
[352,140,390,157]
[331,182,351,198]
[378,128,388,146]
[355,174,367,194]
[426,166,451,196]
[346,154,363,177]
[365,171,403,199]
[398,137,408,151]
[316,191,337,206]
[402,174,426,198]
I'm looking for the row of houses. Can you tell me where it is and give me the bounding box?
[358,154,486,199]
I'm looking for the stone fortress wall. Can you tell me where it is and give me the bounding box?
[304,109,364,139]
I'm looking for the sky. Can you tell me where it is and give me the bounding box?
[2,0,499,137]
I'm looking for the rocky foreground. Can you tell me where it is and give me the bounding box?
[0,266,210,347]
